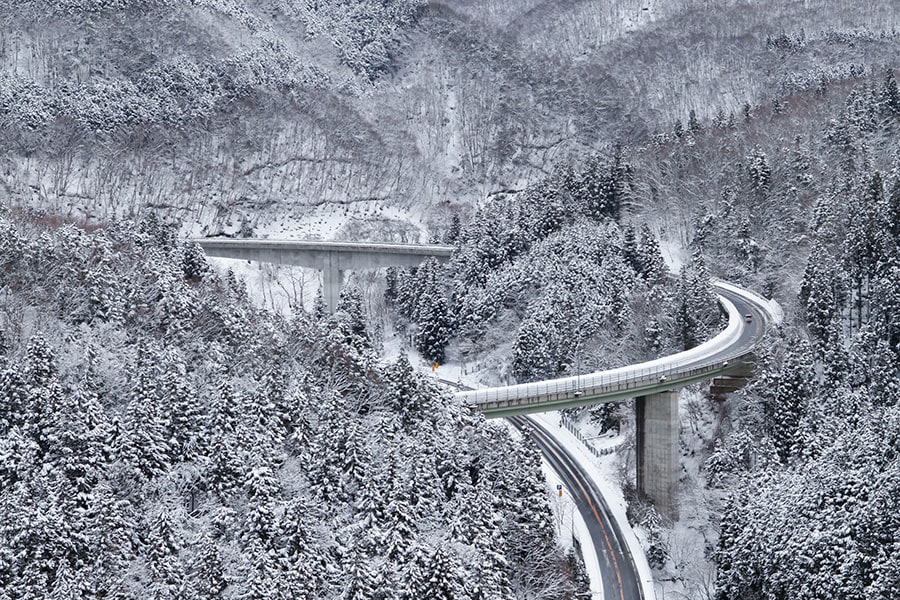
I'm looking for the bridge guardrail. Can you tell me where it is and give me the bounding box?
[459,283,777,412]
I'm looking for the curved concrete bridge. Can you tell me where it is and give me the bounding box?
[457,280,782,518]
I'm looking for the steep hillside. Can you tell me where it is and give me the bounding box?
[0,208,582,598]
[620,70,900,599]
[1,3,899,597]
[1,0,897,237]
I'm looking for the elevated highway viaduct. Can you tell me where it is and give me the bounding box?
[193,238,780,517]
[193,238,454,312]
[456,281,780,519]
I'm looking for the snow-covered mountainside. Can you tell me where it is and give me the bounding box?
[1,0,896,234]
[1,1,899,598]
[0,210,584,598]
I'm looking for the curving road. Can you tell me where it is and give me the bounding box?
[457,281,780,417]
[510,415,643,600]
[451,280,780,600]
[435,377,642,600]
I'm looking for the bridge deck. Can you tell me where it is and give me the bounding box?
[458,282,777,417]
[192,238,455,257]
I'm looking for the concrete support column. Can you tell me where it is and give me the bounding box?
[322,251,343,313]
[635,390,680,520]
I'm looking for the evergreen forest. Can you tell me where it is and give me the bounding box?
[0,1,898,599]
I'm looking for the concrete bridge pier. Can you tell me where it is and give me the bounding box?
[635,390,679,520]
[322,251,342,312]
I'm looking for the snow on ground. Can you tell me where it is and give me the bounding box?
[558,386,726,600]
[206,257,319,315]
[658,237,686,274]
[186,197,431,243]
[505,424,605,600]
[543,460,605,600]
[657,387,722,600]
[531,412,657,600]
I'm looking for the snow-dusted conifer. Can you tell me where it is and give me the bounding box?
[119,348,172,480]
[189,533,228,600]
[337,284,369,348]
[762,337,815,461]
[419,544,464,600]
[204,377,244,495]
[637,223,668,283]
[313,286,329,321]
[146,510,184,592]
[414,292,452,364]
[340,554,378,600]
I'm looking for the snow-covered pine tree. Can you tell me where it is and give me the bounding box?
[747,146,771,198]
[880,69,900,116]
[312,286,329,321]
[118,347,173,481]
[414,292,452,364]
[383,494,417,563]
[622,224,640,274]
[444,214,461,244]
[180,240,210,281]
[688,109,702,133]
[145,510,184,595]
[160,351,202,462]
[383,354,427,424]
[241,537,286,600]
[204,378,244,495]
[419,544,464,600]
[340,553,378,600]
[513,307,564,382]
[761,337,815,462]
[350,475,388,557]
[800,241,843,347]
[243,465,281,547]
[637,223,668,284]
[336,283,370,349]
[188,532,228,600]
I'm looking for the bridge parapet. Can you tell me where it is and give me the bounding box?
[461,288,757,417]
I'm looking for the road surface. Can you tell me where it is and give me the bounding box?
[509,415,644,600]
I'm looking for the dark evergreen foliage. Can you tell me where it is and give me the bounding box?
[710,78,900,598]
[0,211,574,598]
[673,250,720,350]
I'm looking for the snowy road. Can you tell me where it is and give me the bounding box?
[509,415,644,600]
[457,281,780,416]
[451,280,780,599]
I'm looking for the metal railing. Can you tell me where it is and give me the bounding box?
[559,414,622,457]
[458,282,778,413]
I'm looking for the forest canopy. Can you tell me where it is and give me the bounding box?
[0,208,578,599]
